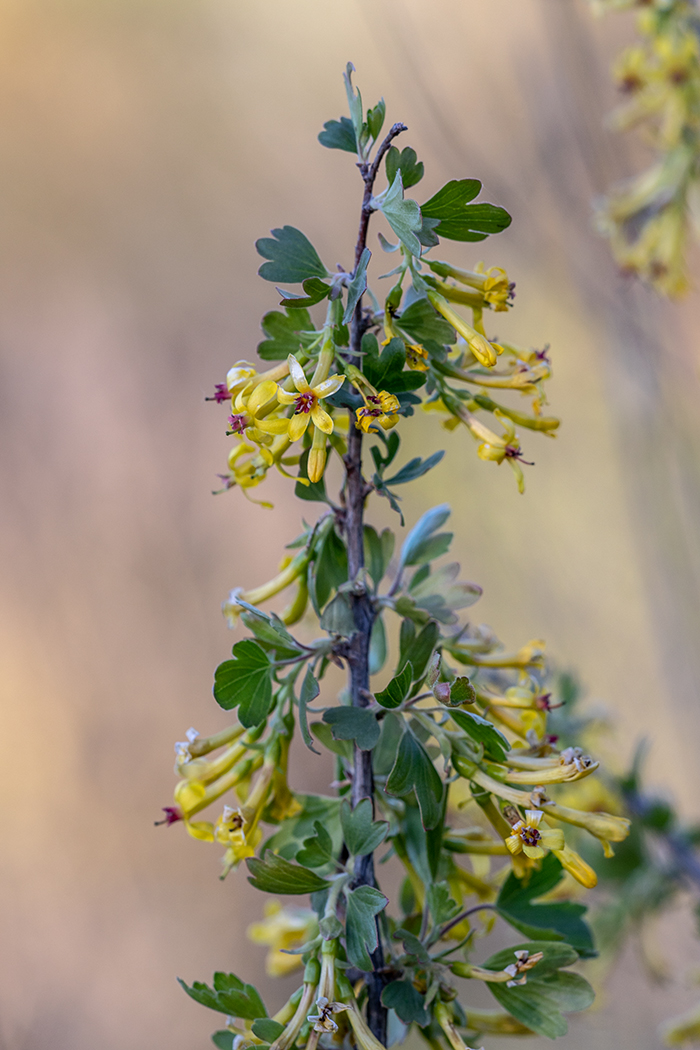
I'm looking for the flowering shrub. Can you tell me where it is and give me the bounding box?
[159,67,630,1050]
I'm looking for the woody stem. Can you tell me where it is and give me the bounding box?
[343,121,406,1045]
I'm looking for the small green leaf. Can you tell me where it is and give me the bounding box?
[247,853,331,895]
[340,798,389,856]
[319,592,356,637]
[386,726,444,829]
[384,451,445,488]
[256,226,328,284]
[421,180,511,242]
[318,116,357,152]
[295,448,330,504]
[212,1032,235,1050]
[385,146,424,189]
[280,277,331,308]
[178,974,267,1020]
[369,614,387,675]
[448,677,477,705]
[343,63,364,148]
[400,505,451,569]
[296,820,334,869]
[258,307,314,361]
[213,640,273,727]
[450,708,510,763]
[399,620,440,681]
[312,524,348,608]
[496,855,595,957]
[393,927,432,965]
[395,297,455,345]
[343,247,371,323]
[323,707,380,751]
[310,721,353,761]
[427,881,461,927]
[403,530,452,565]
[364,525,394,589]
[252,1020,285,1043]
[375,662,412,709]
[377,171,423,257]
[299,668,321,755]
[345,885,388,970]
[367,99,386,141]
[381,980,428,1025]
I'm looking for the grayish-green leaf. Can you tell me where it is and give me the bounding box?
[369,614,387,675]
[318,116,357,153]
[299,668,321,754]
[384,451,445,488]
[343,63,364,148]
[375,662,412,709]
[340,798,389,856]
[396,298,455,345]
[252,1020,285,1043]
[296,820,334,869]
[381,980,428,1025]
[450,708,510,763]
[385,146,424,190]
[256,226,328,284]
[386,726,444,829]
[258,308,315,361]
[323,707,380,751]
[343,247,371,323]
[213,640,273,727]
[345,885,388,970]
[377,171,423,258]
[311,722,353,761]
[319,592,355,636]
[398,620,440,681]
[178,973,267,1020]
[421,180,511,242]
[403,531,452,566]
[400,505,451,569]
[247,853,330,895]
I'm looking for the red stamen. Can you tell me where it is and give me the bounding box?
[155,806,183,826]
[294,392,315,414]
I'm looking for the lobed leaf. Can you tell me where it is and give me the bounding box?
[213,640,273,727]
[247,853,331,895]
[256,226,328,284]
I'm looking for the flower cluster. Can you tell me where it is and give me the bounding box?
[591,0,700,295]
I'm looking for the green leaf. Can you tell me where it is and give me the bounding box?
[258,307,314,361]
[340,798,389,856]
[319,592,356,637]
[386,726,444,829]
[372,711,404,776]
[213,640,273,727]
[280,277,331,308]
[256,226,328,284]
[323,707,380,751]
[421,180,511,242]
[212,1032,235,1050]
[295,448,330,504]
[364,525,394,589]
[367,99,386,142]
[450,709,510,763]
[345,885,388,970]
[384,451,445,488]
[398,620,440,681]
[247,853,331,894]
[343,62,364,148]
[369,614,387,675]
[318,116,357,153]
[360,334,426,395]
[299,668,321,755]
[400,505,451,569]
[178,973,267,1020]
[496,855,596,957]
[296,820,334,869]
[381,980,428,1025]
[448,677,477,705]
[377,171,423,257]
[240,608,302,661]
[312,523,348,608]
[395,297,455,345]
[310,721,353,761]
[343,247,371,324]
[261,793,342,859]
[427,881,461,927]
[403,530,452,566]
[393,927,432,965]
[484,943,594,1040]
[385,146,424,190]
[375,662,412,709]
[252,1020,286,1043]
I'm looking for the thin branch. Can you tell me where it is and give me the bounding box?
[436,902,498,941]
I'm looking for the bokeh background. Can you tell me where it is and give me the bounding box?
[2,0,700,1047]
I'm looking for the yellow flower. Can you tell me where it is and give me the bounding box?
[552,844,598,888]
[505,809,565,859]
[467,411,530,493]
[427,289,500,367]
[230,379,290,442]
[222,547,310,628]
[277,355,345,441]
[405,343,429,370]
[355,391,400,433]
[248,900,319,977]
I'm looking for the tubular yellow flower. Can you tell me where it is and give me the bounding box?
[355,390,400,432]
[434,1001,484,1050]
[277,354,345,441]
[269,961,320,1050]
[405,343,430,370]
[552,844,598,889]
[505,810,565,859]
[247,901,319,977]
[427,289,499,367]
[222,547,310,627]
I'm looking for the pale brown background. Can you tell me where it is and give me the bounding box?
[2,1,700,1048]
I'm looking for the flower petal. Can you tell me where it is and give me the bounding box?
[248,380,278,416]
[505,835,522,855]
[277,389,298,405]
[540,829,565,850]
[287,354,309,393]
[313,374,345,399]
[525,810,543,827]
[288,411,311,442]
[311,405,334,434]
[522,844,545,859]
[256,417,290,435]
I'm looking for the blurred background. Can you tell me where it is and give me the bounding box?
[2,0,700,1047]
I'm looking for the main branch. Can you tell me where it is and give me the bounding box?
[343,121,406,1044]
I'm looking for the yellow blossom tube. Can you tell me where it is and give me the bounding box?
[427,289,498,367]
